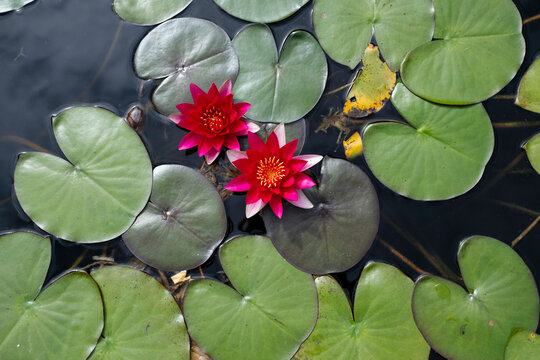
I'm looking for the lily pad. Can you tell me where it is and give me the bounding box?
[254,119,306,155]
[183,235,317,360]
[516,57,540,113]
[505,330,540,360]
[263,157,379,274]
[213,0,309,23]
[14,106,152,243]
[524,133,540,174]
[295,263,430,360]
[134,18,239,115]
[232,24,328,123]
[343,44,396,118]
[312,0,434,71]
[122,164,227,271]
[0,232,103,360]
[401,0,525,105]
[0,0,35,13]
[412,236,539,360]
[363,82,494,200]
[89,266,190,360]
[113,0,193,26]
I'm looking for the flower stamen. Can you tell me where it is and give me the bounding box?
[256,156,286,188]
[200,106,226,133]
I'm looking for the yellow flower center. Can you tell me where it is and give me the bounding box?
[256,156,286,188]
[201,106,226,133]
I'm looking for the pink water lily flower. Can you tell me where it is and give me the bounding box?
[225,124,322,219]
[170,80,259,164]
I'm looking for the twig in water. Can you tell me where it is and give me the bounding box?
[378,237,427,275]
[512,215,540,248]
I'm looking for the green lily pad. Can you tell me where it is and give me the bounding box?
[295,263,430,360]
[232,24,328,123]
[213,0,308,23]
[0,0,35,13]
[134,18,239,115]
[89,266,190,360]
[0,232,103,360]
[183,235,317,360]
[263,157,379,274]
[113,0,193,26]
[401,0,525,105]
[505,330,540,360]
[313,0,434,71]
[412,236,539,360]
[363,82,494,200]
[517,57,540,113]
[14,106,152,243]
[122,164,227,271]
[524,133,540,174]
[255,119,306,155]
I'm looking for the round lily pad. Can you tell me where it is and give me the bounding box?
[0,0,35,13]
[401,0,525,105]
[0,232,103,360]
[505,330,540,360]
[263,157,379,274]
[363,82,494,200]
[232,24,328,123]
[517,57,540,113]
[412,236,539,360]
[134,18,239,115]
[113,0,193,26]
[123,164,227,271]
[313,0,434,71]
[524,133,540,174]
[183,235,317,360]
[89,266,189,360]
[14,106,152,243]
[295,263,430,360]
[212,0,308,23]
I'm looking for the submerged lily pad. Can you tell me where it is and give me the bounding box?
[505,330,540,360]
[263,157,379,274]
[401,0,525,105]
[0,232,103,360]
[123,165,227,271]
[0,0,35,13]
[363,83,494,200]
[134,18,239,115]
[89,266,189,360]
[516,57,540,113]
[524,133,540,174]
[343,44,396,118]
[113,0,193,26]
[183,235,317,360]
[313,0,434,71]
[232,24,328,123]
[295,263,429,360]
[412,236,539,360]
[213,0,308,23]
[14,107,152,243]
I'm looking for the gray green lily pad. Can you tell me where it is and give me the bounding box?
[263,157,379,274]
[516,57,540,113]
[401,0,525,105]
[0,0,35,13]
[505,330,540,360]
[89,266,190,360]
[313,0,434,71]
[113,0,193,26]
[14,106,152,243]
[232,24,328,123]
[295,263,429,360]
[363,83,494,200]
[134,18,239,115]
[524,133,540,174]
[0,232,103,360]
[213,0,308,23]
[183,235,317,360]
[412,236,539,360]
[123,164,227,271]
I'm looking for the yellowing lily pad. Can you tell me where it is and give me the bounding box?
[516,57,540,113]
[343,132,363,160]
[343,44,396,118]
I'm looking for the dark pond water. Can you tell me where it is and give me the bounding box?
[1,0,539,358]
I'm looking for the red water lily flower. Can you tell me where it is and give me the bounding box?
[169,80,259,164]
[225,124,322,219]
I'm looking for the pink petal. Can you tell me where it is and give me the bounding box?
[293,155,323,171]
[287,159,307,174]
[246,121,260,133]
[280,139,298,160]
[281,176,295,188]
[225,175,251,192]
[248,132,266,152]
[246,199,266,218]
[269,196,283,219]
[198,137,213,157]
[219,80,232,97]
[178,132,202,150]
[227,150,248,164]
[223,134,240,150]
[169,113,182,125]
[281,187,298,201]
[190,83,205,102]
[176,103,196,114]
[295,173,316,189]
[232,102,251,118]
[286,190,313,209]
[246,187,260,204]
[205,148,220,164]
[229,120,248,134]
[273,123,286,147]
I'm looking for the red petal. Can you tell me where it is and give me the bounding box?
[211,135,224,151]
[281,176,295,188]
[229,120,248,134]
[279,139,298,160]
[224,134,240,150]
[246,188,260,204]
[190,83,205,102]
[176,102,196,114]
[266,132,280,153]
[198,137,212,156]
[281,187,298,201]
[287,159,307,174]
[178,132,201,150]
[232,102,251,118]
[269,196,283,219]
[295,173,316,189]
[248,132,266,152]
[261,190,272,203]
[225,175,251,192]
[219,80,232,97]
[177,117,201,131]
[208,83,220,99]
[232,158,254,174]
